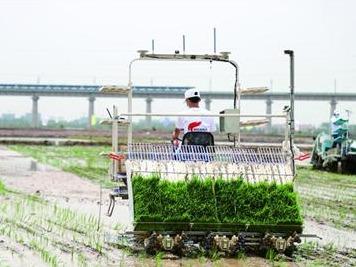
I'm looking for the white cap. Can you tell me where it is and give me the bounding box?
[184,88,200,100]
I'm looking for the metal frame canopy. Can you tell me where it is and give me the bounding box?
[127,50,240,144]
[121,50,293,224]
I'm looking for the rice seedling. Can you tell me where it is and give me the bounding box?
[0,180,6,195]
[208,248,221,261]
[9,145,114,188]
[29,239,60,267]
[132,175,302,226]
[293,241,356,267]
[119,253,127,267]
[3,145,355,265]
[76,252,88,267]
[265,248,277,261]
[198,255,207,263]
[154,251,164,267]
[0,181,118,266]
[212,259,223,267]
[235,251,246,260]
[113,223,123,231]
[0,258,10,267]
[295,166,356,230]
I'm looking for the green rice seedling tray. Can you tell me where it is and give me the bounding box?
[132,175,302,231]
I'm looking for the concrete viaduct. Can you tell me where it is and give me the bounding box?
[1,83,355,128]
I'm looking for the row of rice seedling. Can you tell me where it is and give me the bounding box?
[132,175,302,226]
[0,180,124,266]
[295,167,356,230]
[9,145,114,188]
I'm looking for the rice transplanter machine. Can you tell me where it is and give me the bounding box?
[100,50,306,256]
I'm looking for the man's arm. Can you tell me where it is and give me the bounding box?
[172,128,181,140]
[173,116,183,140]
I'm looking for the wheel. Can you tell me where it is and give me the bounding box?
[144,233,159,255]
[311,150,319,169]
[341,159,350,174]
[284,245,296,257]
[314,155,323,170]
[350,161,356,174]
[327,161,338,172]
[342,157,356,174]
[203,233,215,252]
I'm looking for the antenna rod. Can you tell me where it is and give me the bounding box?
[213,27,217,54]
[284,49,295,176]
[152,39,155,54]
[182,35,186,53]
[106,108,112,119]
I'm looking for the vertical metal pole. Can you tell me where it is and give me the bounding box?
[152,39,155,54]
[112,105,118,180]
[330,97,337,119]
[266,96,273,133]
[284,50,295,142]
[229,60,240,146]
[284,50,295,176]
[237,83,241,146]
[88,95,95,129]
[213,28,216,54]
[145,97,153,126]
[290,54,295,140]
[128,60,136,145]
[205,97,212,111]
[128,82,133,144]
[32,95,39,128]
[127,59,138,225]
[284,110,289,148]
[182,35,186,54]
[345,109,351,139]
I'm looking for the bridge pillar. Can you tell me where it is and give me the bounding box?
[88,95,95,129]
[145,97,153,126]
[266,96,273,132]
[330,97,337,119]
[205,97,212,111]
[32,95,39,128]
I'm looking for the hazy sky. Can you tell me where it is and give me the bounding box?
[0,0,355,125]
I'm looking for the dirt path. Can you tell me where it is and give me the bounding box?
[0,146,130,228]
[0,145,354,266]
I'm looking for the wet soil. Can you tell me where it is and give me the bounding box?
[0,146,354,266]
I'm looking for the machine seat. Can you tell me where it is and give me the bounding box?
[182,132,214,147]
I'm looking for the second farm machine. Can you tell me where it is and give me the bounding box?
[311,111,356,173]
